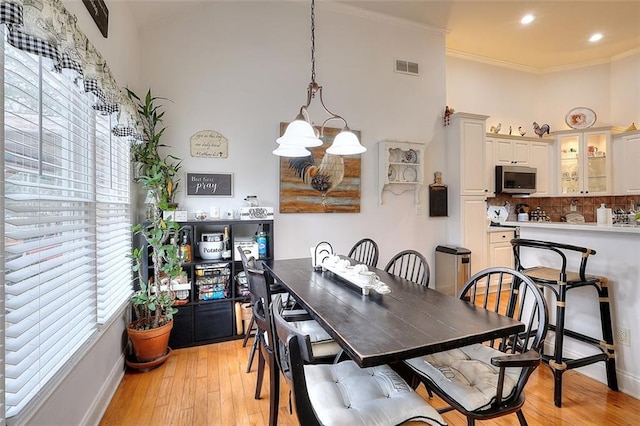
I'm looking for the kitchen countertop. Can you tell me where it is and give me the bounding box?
[502,220,640,234]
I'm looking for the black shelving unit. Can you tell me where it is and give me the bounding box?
[141,219,274,349]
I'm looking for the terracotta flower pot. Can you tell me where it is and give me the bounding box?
[127,317,173,362]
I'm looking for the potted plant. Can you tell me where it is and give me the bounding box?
[129,88,181,209]
[127,89,183,366]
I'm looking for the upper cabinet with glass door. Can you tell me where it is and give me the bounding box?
[555,128,612,196]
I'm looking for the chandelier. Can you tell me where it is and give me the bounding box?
[273,0,366,157]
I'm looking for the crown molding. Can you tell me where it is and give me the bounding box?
[448,46,640,75]
[446,49,541,74]
[322,1,450,35]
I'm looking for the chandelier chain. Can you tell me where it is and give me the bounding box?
[310,0,316,84]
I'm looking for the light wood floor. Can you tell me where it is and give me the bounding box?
[100,338,640,426]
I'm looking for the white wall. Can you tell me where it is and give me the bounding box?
[610,52,640,126]
[447,52,640,132]
[538,63,612,129]
[446,57,540,133]
[135,1,448,267]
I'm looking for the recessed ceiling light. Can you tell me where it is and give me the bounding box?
[589,33,603,42]
[521,14,535,25]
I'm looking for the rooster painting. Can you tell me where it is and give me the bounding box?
[288,152,344,206]
[279,124,362,213]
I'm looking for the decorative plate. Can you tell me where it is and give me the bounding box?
[565,107,596,129]
[403,166,417,182]
[487,206,509,223]
[388,148,400,162]
[401,149,418,163]
[388,166,397,181]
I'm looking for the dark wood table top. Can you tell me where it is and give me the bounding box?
[264,257,525,367]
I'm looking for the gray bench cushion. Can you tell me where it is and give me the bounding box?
[405,344,522,412]
[305,360,446,426]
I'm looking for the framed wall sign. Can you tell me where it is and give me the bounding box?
[190,130,229,158]
[82,0,109,38]
[186,173,233,197]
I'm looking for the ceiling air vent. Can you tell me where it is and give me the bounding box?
[395,59,419,76]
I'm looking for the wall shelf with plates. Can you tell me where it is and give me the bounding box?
[378,140,424,204]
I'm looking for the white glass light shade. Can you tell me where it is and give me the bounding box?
[272,140,311,157]
[277,119,322,148]
[326,129,366,155]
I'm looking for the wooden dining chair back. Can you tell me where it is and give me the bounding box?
[271,295,447,426]
[243,253,341,426]
[238,245,291,374]
[347,238,379,267]
[405,267,548,425]
[244,259,281,426]
[384,249,430,286]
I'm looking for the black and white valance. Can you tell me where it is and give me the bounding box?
[0,0,141,139]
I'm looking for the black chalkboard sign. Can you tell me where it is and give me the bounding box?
[186,173,233,197]
[82,0,109,38]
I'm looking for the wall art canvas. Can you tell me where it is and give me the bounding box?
[279,123,362,213]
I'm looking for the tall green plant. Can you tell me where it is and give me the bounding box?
[128,88,181,206]
[128,88,182,330]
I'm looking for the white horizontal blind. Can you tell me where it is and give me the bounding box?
[3,42,117,417]
[1,27,7,421]
[95,112,132,323]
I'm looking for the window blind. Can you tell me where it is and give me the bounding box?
[95,113,132,324]
[3,41,132,418]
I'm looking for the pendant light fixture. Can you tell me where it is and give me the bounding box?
[273,0,366,157]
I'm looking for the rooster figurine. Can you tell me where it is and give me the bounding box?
[289,151,344,207]
[533,122,550,138]
[518,126,526,137]
[489,123,501,134]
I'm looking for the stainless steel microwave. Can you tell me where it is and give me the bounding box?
[495,165,537,194]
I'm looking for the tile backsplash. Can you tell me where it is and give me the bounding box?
[487,194,640,223]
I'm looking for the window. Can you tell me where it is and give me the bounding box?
[3,41,132,418]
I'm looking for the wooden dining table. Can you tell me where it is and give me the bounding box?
[264,257,525,367]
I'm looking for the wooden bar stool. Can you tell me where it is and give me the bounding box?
[511,238,618,407]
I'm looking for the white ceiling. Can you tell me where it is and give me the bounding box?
[126,1,640,71]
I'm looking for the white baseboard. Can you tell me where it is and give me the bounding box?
[82,352,126,426]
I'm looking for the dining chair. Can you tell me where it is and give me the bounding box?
[347,237,379,267]
[511,238,618,407]
[404,267,548,426]
[271,295,447,426]
[384,249,430,286]
[245,259,341,426]
[237,246,302,373]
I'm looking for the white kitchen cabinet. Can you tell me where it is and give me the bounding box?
[462,197,489,275]
[486,134,554,196]
[555,128,612,196]
[445,112,491,196]
[612,130,640,195]
[487,229,515,268]
[528,140,554,196]
[491,136,530,165]
[378,140,424,204]
[445,113,491,276]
